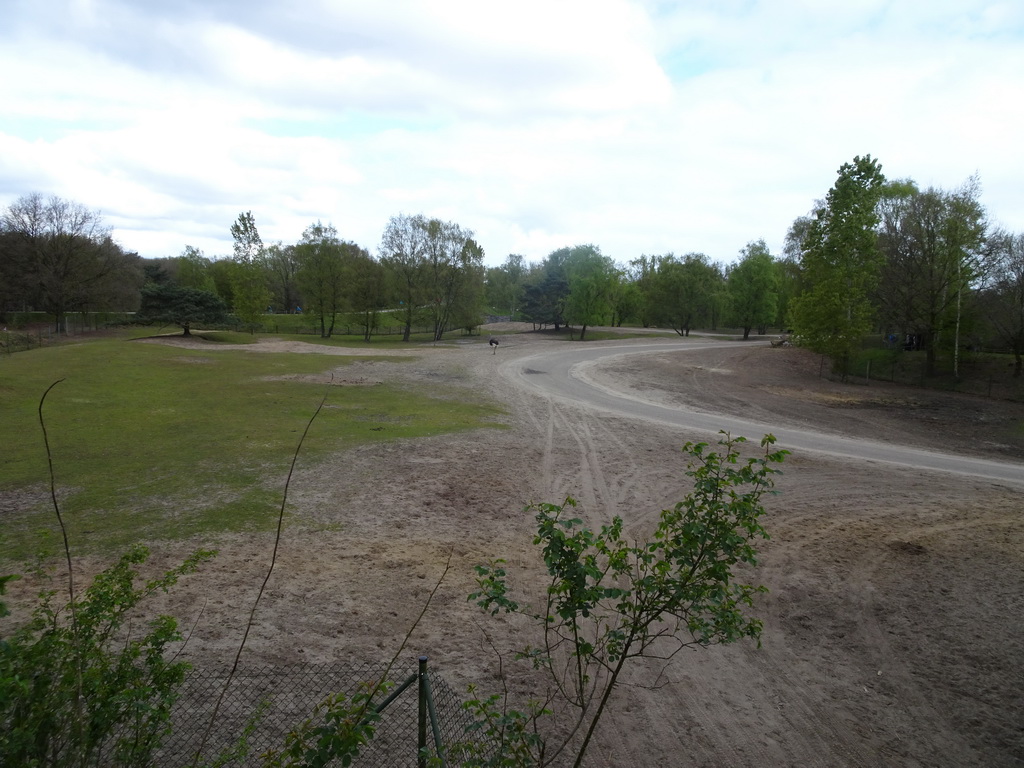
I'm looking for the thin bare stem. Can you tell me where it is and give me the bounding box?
[169,597,208,665]
[192,375,455,766]
[38,378,86,744]
[374,549,454,698]
[315,550,455,746]
[38,379,72,609]
[191,377,333,765]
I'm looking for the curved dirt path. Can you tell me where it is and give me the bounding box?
[501,339,1024,486]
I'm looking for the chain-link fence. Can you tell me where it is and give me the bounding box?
[157,658,476,767]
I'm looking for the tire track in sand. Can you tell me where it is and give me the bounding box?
[498,346,913,766]
[510,363,649,521]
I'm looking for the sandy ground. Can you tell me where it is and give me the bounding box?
[9,327,1024,767]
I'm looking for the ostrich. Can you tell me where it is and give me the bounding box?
[489,337,499,354]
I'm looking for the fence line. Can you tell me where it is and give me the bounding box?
[158,658,475,767]
[260,323,467,338]
[0,328,51,354]
[829,354,1024,402]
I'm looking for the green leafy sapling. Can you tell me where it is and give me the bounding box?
[469,433,788,768]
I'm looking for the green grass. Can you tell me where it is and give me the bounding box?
[256,312,451,341]
[0,334,504,560]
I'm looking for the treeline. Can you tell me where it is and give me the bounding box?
[139,212,486,342]
[487,156,1024,376]
[0,194,143,333]
[2,158,1023,375]
[490,242,781,341]
[785,156,1024,378]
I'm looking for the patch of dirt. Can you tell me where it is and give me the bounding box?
[262,373,382,386]
[599,343,1024,460]
[6,330,1023,767]
[0,485,53,517]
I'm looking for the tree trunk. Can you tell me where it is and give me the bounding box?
[925,344,936,378]
[398,297,412,342]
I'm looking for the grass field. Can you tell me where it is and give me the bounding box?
[0,332,504,561]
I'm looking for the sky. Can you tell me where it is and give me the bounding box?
[2,0,1022,268]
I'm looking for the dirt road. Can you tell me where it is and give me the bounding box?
[474,331,1024,767]
[506,339,1024,486]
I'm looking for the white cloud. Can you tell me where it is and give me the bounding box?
[1,0,1022,265]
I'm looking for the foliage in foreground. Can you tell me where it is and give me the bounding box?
[462,433,788,767]
[0,379,403,768]
[0,545,215,767]
[0,548,389,768]
[260,686,384,768]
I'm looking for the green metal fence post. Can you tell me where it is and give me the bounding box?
[418,656,428,768]
[423,662,448,767]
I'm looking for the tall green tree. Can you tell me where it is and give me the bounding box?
[295,222,350,338]
[379,213,427,342]
[607,265,640,327]
[790,155,887,375]
[521,260,569,330]
[563,245,615,339]
[772,255,801,332]
[264,242,300,314]
[778,219,812,331]
[421,218,484,341]
[650,253,719,336]
[486,253,527,319]
[231,266,271,333]
[207,258,237,307]
[229,210,263,264]
[175,246,216,293]
[228,211,271,333]
[726,240,778,339]
[978,230,1024,377]
[876,179,987,375]
[452,258,486,334]
[708,261,729,330]
[628,255,659,328]
[348,250,389,341]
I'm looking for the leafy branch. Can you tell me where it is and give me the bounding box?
[469,432,788,767]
